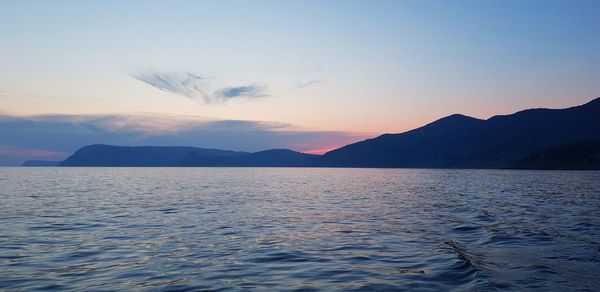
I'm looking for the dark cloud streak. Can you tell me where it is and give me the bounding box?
[297,79,324,89]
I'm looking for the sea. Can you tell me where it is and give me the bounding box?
[1,168,599,291]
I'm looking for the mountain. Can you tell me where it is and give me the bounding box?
[183,149,319,167]
[320,97,600,168]
[513,140,600,170]
[22,160,61,167]
[60,144,248,166]
[57,98,600,169]
[60,144,317,167]
[238,149,319,166]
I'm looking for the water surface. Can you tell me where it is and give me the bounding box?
[1,168,599,291]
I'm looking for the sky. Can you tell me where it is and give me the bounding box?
[1,0,599,164]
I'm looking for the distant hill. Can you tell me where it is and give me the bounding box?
[184,149,319,167]
[61,144,317,167]
[57,98,600,169]
[320,97,600,168]
[61,145,248,166]
[513,140,600,170]
[22,160,61,167]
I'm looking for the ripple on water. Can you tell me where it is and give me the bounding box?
[0,168,599,291]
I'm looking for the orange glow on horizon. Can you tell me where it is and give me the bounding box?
[303,146,341,155]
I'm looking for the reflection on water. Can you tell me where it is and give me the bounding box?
[0,168,599,291]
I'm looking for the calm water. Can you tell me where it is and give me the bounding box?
[0,168,599,291]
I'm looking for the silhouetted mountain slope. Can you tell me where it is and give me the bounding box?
[321,98,600,168]
[58,98,600,169]
[513,140,600,170]
[238,149,319,166]
[61,144,248,166]
[60,144,317,167]
[22,160,61,167]
[184,149,319,166]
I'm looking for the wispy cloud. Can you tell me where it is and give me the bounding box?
[297,79,324,89]
[214,84,267,100]
[133,71,268,105]
[133,71,207,99]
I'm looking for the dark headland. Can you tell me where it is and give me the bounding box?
[25,97,600,169]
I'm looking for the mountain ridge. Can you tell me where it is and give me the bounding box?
[59,144,318,167]
[37,97,600,169]
[321,97,600,168]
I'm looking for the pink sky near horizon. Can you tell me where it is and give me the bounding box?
[303,146,346,155]
[0,145,70,160]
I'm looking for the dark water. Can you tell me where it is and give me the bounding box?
[1,168,599,291]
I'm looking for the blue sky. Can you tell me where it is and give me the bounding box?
[1,0,599,164]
